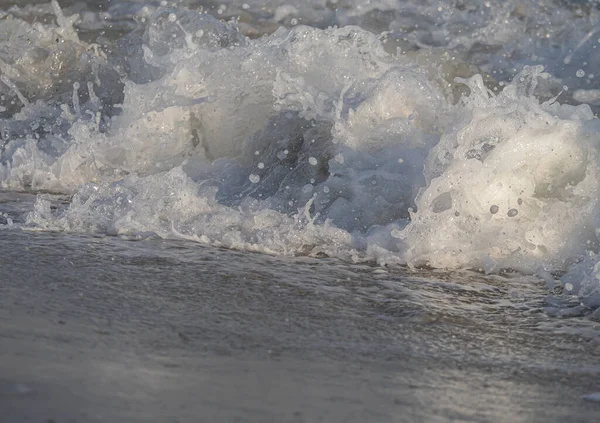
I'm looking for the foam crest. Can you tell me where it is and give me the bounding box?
[398,67,600,272]
[27,166,357,258]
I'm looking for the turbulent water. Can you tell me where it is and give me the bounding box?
[2,0,600,303]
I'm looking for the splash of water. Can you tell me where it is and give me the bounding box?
[1,1,600,304]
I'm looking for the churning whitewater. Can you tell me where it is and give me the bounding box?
[1,0,600,303]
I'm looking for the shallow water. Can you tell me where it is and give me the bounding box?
[1,225,600,422]
[1,192,600,421]
[1,0,600,421]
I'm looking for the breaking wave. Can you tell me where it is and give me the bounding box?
[1,0,600,304]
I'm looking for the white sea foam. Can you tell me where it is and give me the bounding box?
[2,1,600,303]
[399,67,600,273]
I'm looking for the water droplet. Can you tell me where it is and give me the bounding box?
[257,162,264,169]
[323,186,330,194]
[490,205,499,214]
[195,30,204,38]
[507,208,518,217]
[168,13,177,22]
[309,157,317,166]
[517,198,523,205]
[249,174,260,183]
[302,184,314,194]
[576,69,585,78]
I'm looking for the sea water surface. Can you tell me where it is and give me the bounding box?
[0,0,600,422]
